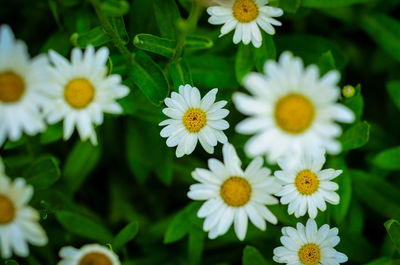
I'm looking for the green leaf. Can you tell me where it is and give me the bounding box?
[342,84,364,121]
[153,0,180,39]
[235,44,254,84]
[185,36,213,50]
[40,123,64,144]
[387,81,400,111]
[133,34,176,58]
[364,257,393,265]
[63,141,102,192]
[373,146,400,170]
[318,50,336,75]
[272,0,301,13]
[188,226,205,265]
[56,210,113,242]
[109,16,129,45]
[385,219,400,254]
[113,221,139,252]
[242,246,271,265]
[169,60,193,91]
[24,156,61,191]
[302,0,374,7]
[164,202,200,243]
[71,27,111,48]
[100,0,130,16]
[361,13,400,62]
[339,121,370,151]
[254,34,276,72]
[5,260,19,265]
[130,51,170,105]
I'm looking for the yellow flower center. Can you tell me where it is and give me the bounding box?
[298,243,321,265]
[295,170,320,195]
[232,0,259,23]
[64,78,95,109]
[274,94,315,134]
[0,195,16,225]
[79,252,112,265]
[0,71,25,103]
[182,108,207,133]
[220,177,252,207]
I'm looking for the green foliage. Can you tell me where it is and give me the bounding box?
[24,156,61,191]
[373,146,400,170]
[387,81,400,111]
[385,219,400,254]
[242,246,271,265]
[302,0,375,7]
[340,121,370,152]
[113,221,139,251]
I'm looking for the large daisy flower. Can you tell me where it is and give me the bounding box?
[44,46,129,145]
[274,148,341,219]
[0,24,50,146]
[187,143,281,240]
[207,0,283,48]
[160,84,229,158]
[273,219,348,265]
[58,244,121,265]
[233,51,355,164]
[0,157,48,259]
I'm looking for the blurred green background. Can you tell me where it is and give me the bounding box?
[1,0,400,264]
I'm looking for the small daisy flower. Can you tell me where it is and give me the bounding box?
[0,158,48,259]
[160,85,229,158]
[273,219,348,265]
[233,51,355,164]
[44,46,129,145]
[187,143,281,240]
[58,244,121,265]
[0,24,50,146]
[207,0,283,48]
[275,148,341,219]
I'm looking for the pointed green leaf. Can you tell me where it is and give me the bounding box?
[100,0,130,16]
[71,27,111,48]
[113,221,139,251]
[373,146,400,170]
[318,50,336,75]
[385,219,400,254]
[339,121,370,151]
[254,34,276,72]
[153,0,180,39]
[235,44,254,84]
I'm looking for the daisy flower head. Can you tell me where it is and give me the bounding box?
[233,51,355,164]
[160,85,229,158]
[0,157,48,259]
[187,143,281,240]
[58,244,121,265]
[207,0,283,48]
[275,148,342,219]
[0,24,51,146]
[44,46,130,145]
[273,219,348,265]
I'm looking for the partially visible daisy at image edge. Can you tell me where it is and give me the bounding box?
[0,24,51,146]
[207,0,283,48]
[160,84,229,158]
[58,244,121,265]
[44,45,129,145]
[233,51,355,164]
[0,157,48,259]
[273,219,348,265]
[188,143,281,240]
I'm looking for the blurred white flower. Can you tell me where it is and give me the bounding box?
[207,0,283,47]
[58,244,120,265]
[233,51,355,164]
[0,157,48,259]
[160,84,229,157]
[0,24,51,146]
[273,219,348,265]
[188,143,281,240]
[275,148,342,219]
[44,46,129,145]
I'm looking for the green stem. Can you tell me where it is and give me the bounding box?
[90,0,132,62]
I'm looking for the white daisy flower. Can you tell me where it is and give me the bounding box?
[273,219,348,265]
[58,244,121,265]
[207,0,283,48]
[274,148,341,219]
[187,143,281,240]
[0,157,48,259]
[233,51,355,164]
[0,24,50,146]
[44,46,129,145]
[160,84,229,158]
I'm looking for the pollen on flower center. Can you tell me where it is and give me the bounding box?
[220,177,252,207]
[79,252,112,265]
[0,195,16,224]
[183,108,207,133]
[0,71,25,103]
[64,78,95,109]
[274,93,315,134]
[295,170,319,195]
[232,0,259,23]
[298,243,321,265]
